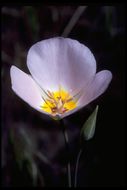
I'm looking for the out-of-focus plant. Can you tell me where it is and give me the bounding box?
[24,6,39,42]
[9,126,51,186]
[74,105,99,187]
[103,6,121,37]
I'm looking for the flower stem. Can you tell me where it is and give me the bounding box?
[74,149,82,187]
[60,119,71,187]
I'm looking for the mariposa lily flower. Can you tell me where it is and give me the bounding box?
[10,37,112,120]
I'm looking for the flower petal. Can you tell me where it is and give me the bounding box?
[61,70,112,119]
[27,37,96,92]
[78,70,112,107]
[10,66,44,111]
[60,107,81,119]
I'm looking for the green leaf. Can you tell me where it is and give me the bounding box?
[9,126,48,186]
[26,158,38,186]
[24,7,39,41]
[81,105,99,141]
[35,151,51,165]
[9,127,26,169]
[9,126,37,169]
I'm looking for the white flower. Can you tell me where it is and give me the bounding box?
[10,37,112,120]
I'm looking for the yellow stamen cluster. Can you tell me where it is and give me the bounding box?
[40,88,77,115]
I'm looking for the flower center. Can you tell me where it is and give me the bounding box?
[40,88,77,115]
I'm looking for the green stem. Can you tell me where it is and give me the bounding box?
[60,119,72,187]
[74,149,82,187]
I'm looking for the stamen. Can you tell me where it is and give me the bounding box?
[40,87,77,115]
[41,96,51,108]
[47,90,54,98]
[41,88,51,99]
[71,89,83,103]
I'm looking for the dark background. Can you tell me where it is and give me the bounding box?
[1,5,125,187]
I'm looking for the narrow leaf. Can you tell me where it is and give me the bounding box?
[26,158,38,186]
[9,127,26,169]
[35,151,51,165]
[81,105,99,141]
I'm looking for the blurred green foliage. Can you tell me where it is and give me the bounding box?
[9,126,50,186]
[24,6,39,42]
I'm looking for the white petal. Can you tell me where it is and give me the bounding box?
[61,70,112,118]
[60,107,81,119]
[78,70,112,107]
[27,37,96,92]
[10,66,44,111]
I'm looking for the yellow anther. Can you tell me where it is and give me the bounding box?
[40,88,77,115]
